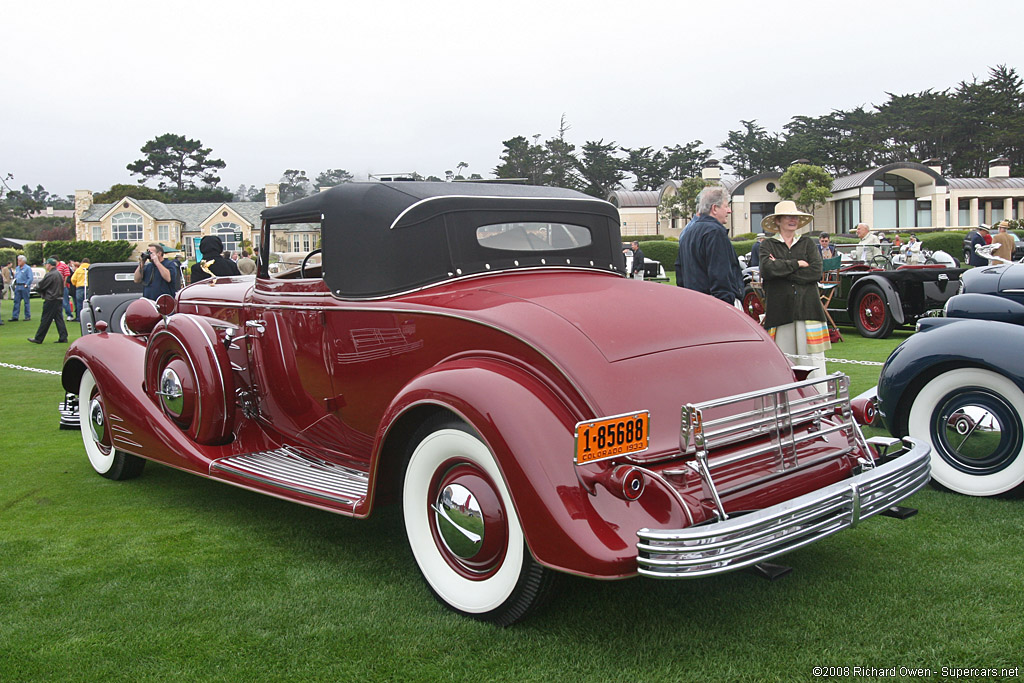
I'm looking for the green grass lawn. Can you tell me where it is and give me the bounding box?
[1,309,1022,681]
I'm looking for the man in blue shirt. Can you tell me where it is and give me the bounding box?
[133,243,179,301]
[10,255,33,321]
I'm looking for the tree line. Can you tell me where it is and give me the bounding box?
[3,63,1020,242]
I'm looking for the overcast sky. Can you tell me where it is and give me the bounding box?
[4,0,1023,197]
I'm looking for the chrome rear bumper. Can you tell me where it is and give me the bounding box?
[636,438,930,578]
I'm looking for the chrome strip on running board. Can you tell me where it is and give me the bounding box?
[211,446,369,505]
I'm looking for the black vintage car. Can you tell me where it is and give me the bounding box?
[824,262,964,338]
[742,258,964,339]
[877,260,1024,496]
[59,262,141,428]
[78,262,143,335]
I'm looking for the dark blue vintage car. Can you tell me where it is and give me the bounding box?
[877,260,1024,496]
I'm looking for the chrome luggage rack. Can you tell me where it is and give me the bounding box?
[677,372,871,519]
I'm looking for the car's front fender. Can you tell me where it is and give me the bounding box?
[849,274,906,325]
[377,356,693,579]
[878,319,1024,435]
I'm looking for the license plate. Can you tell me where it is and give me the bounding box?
[574,411,650,465]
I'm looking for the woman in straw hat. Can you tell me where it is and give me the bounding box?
[758,200,831,380]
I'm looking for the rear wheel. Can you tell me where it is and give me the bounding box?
[907,368,1024,496]
[402,417,554,625]
[741,287,764,321]
[853,284,896,338]
[79,369,146,480]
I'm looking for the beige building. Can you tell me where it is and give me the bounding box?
[653,158,1024,238]
[73,183,317,259]
[606,190,660,236]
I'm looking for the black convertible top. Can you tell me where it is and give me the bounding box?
[262,182,625,298]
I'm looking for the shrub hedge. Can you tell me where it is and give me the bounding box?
[639,241,680,271]
[24,240,135,265]
[0,247,20,267]
[919,231,968,258]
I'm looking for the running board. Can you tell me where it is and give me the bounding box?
[211,447,369,508]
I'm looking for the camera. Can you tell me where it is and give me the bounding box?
[140,252,150,262]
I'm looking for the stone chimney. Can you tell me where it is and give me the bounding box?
[265,183,280,207]
[701,159,721,181]
[921,158,942,175]
[74,190,93,240]
[989,157,1010,178]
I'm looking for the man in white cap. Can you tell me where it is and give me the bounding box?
[968,224,991,267]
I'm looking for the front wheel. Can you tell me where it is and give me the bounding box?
[402,418,554,625]
[853,283,896,338]
[79,369,146,480]
[907,368,1024,496]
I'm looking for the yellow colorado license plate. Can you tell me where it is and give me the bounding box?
[574,411,650,465]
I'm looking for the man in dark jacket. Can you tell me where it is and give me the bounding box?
[27,259,68,343]
[968,225,991,267]
[190,235,241,283]
[676,186,743,304]
[630,241,646,279]
[748,234,765,267]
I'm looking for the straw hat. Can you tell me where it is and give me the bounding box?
[761,200,813,233]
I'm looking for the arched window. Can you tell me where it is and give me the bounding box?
[111,212,144,241]
[873,174,915,194]
[211,222,241,254]
[872,174,917,229]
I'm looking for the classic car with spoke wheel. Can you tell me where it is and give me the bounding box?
[743,259,963,339]
[878,260,1024,496]
[62,182,930,624]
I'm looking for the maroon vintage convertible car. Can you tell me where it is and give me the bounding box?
[62,182,930,624]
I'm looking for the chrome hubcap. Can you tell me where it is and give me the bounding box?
[158,367,184,415]
[433,483,483,560]
[88,398,106,443]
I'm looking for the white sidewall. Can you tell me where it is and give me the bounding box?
[403,428,525,614]
[79,369,115,475]
[908,368,1024,496]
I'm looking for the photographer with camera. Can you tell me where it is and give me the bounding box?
[133,243,179,301]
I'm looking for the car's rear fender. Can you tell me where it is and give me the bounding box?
[848,274,906,325]
[878,319,1024,435]
[376,356,693,578]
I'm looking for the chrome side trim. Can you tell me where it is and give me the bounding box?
[387,194,614,231]
[210,447,369,505]
[636,439,930,578]
[181,297,599,418]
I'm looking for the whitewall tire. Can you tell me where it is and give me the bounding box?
[79,369,146,481]
[402,419,553,625]
[907,368,1024,496]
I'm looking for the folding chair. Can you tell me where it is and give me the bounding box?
[819,255,843,342]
